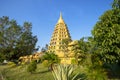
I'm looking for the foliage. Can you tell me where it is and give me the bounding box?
[88,1,120,79]
[61,38,72,57]
[0,16,38,61]
[52,64,83,80]
[76,54,108,80]
[77,37,91,54]
[92,4,120,64]
[41,52,60,70]
[42,52,60,64]
[112,0,120,9]
[0,63,54,80]
[71,38,91,65]
[41,44,48,53]
[62,38,72,46]
[27,60,37,73]
[86,66,108,80]
[104,63,120,78]
[42,60,50,67]
[7,61,16,68]
[71,59,77,65]
[87,55,107,80]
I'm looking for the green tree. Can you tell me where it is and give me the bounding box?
[0,16,38,61]
[92,0,120,64]
[71,37,91,65]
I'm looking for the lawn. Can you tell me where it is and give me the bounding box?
[1,62,120,80]
[0,63,54,80]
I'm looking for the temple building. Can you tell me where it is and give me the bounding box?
[48,13,75,64]
[19,13,76,64]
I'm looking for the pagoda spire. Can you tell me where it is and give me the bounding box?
[48,12,71,53]
[57,12,65,23]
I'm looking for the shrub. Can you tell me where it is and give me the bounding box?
[71,59,77,65]
[7,61,16,68]
[86,67,108,80]
[42,60,50,67]
[27,60,37,73]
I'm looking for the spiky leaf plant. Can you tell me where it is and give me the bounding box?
[52,64,82,80]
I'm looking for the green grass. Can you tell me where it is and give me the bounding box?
[1,62,119,80]
[0,63,54,80]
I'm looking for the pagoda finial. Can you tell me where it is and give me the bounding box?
[60,12,62,19]
[58,12,64,23]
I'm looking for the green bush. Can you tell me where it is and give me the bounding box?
[71,59,77,65]
[7,61,16,68]
[84,63,108,80]
[27,60,37,73]
[42,60,50,67]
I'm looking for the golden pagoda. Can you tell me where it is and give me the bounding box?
[48,13,74,64]
[48,13,71,53]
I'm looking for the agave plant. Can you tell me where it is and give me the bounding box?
[52,64,82,80]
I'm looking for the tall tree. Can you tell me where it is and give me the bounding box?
[0,16,38,61]
[92,0,120,64]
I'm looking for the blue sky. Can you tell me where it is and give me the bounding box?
[0,0,113,49]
